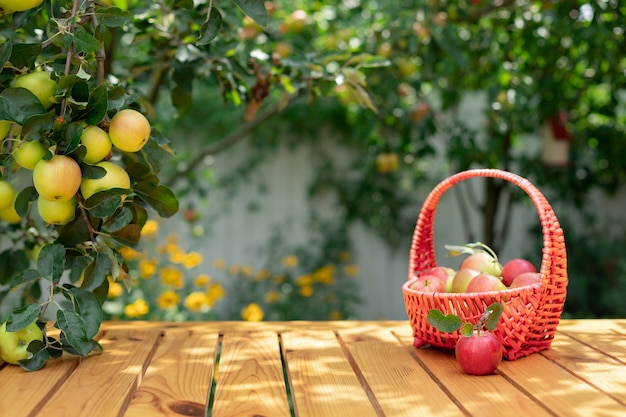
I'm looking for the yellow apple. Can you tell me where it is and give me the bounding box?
[37,195,77,225]
[80,125,112,164]
[0,195,20,224]
[13,71,57,109]
[108,109,151,153]
[0,120,10,140]
[0,321,43,365]
[0,0,42,12]
[33,155,82,202]
[13,140,47,170]
[80,161,131,200]
[0,180,16,211]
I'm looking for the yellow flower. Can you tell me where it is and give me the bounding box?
[124,299,149,318]
[330,310,343,320]
[183,251,203,269]
[160,266,184,288]
[119,246,140,262]
[272,274,285,284]
[314,265,335,285]
[139,259,158,278]
[255,269,270,281]
[157,290,180,310]
[265,290,279,304]
[228,265,241,275]
[241,265,253,277]
[282,255,299,267]
[170,250,186,264]
[141,220,159,238]
[241,303,264,321]
[214,258,226,269]
[184,292,209,312]
[296,274,313,287]
[344,264,359,277]
[194,274,210,287]
[108,282,123,298]
[206,283,226,305]
[299,285,314,297]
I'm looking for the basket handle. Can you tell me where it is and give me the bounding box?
[408,169,567,292]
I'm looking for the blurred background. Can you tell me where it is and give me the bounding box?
[95,0,626,321]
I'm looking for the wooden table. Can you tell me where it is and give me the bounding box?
[0,320,625,417]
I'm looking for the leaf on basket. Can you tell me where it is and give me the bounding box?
[482,302,504,331]
[427,309,463,333]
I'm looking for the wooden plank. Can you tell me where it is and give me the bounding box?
[281,330,379,417]
[32,327,163,417]
[395,333,553,417]
[499,351,626,416]
[211,331,291,417]
[337,325,463,417]
[125,327,219,417]
[542,332,626,407]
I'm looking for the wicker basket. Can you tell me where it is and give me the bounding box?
[403,169,568,360]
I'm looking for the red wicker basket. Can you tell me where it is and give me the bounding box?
[403,169,568,360]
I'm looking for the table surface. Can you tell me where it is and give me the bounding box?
[0,319,625,417]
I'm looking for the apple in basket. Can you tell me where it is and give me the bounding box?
[510,272,540,288]
[450,268,480,293]
[445,242,503,277]
[466,273,507,293]
[426,266,456,292]
[501,258,537,287]
[428,302,504,376]
[408,274,447,293]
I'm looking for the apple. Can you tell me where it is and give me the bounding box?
[0,321,44,365]
[455,330,502,375]
[408,274,447,292]
[466,273,507,293]
[0,195,20,224]
[451,268,480,293]
[501,258,537,287]
[460,252,503,277]
[80,125,112,164]
[0,120,10,140]
[13,140,47,170]
[13,71,57,109]
[510,272,540,289]
[0,0,42,12]
[0,180,15,211]
[427,266,456,292]
[37,196,77,225]
[80,161,131,200]
[108,109,151,153]
[33,155,82,202]
[280,10,308,34]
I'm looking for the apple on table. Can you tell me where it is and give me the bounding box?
[0,321,44,365]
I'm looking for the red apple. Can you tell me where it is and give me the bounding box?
[427,266,456,292]
[501,258,537,287]
[466,273,506,293]
[455,330,503,375]
[408,274,447,293]
[510,272,540,288]
[451,268,480,293]
[461,252,503,277]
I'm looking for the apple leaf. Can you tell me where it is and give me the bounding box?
[87,194,124,219]
[19,340,49,372]
[37,243,66,283]
[56,213,96,247]
[0,87,46,124]
[102,206,133,233]
[232,0,268,27]
[197,7,222,46]
[67,287,103,339]
[80,163,107,179]
[56,310,98,357]
[72,26,103,54]
[133,181,179,218]
[70,79,90,104]
[0,40,12,72]
[111,223,142,247]
[95,7,133,28]
[45,336,64,359]
[83,84,108,125]
[483,302,504,331]
[8,43,41,68]
[22,111,55,142]
[459,322,475,337]
[9,268,41,289]
[57,122,84,155]
[6,303,41,332]
[427,309,463,333]
[81,252,112,292]
[15,186,38,218]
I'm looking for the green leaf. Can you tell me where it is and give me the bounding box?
[46,336,64,359]
[0,87,46,124]
[427,309,463,333]
[67,254,93,283]
[69,287,103,339]
[18,340,49,372]
[37,243,66,282]
[80,163,106,179]
[133,181,179,218]
[70,80,90,103]
[9,269,41,288]
[84,84,108,125]
[232,0,268,27]
[111,223,142,246]
[459,322,475,337]
[56,309,96,357]
[95,7,133,27]
[21,112,55,142]
[102,206,133,233]
[6,304,41,331]
[72,26,103,54]
[14,186,37,218]
[57,122,84,155]
[483,302,504,331]
[9,43,41,68]
[55,213,95,247]
[84,192,125,219]
[81,252,111,292]
[0,39,12,71]
[197,7,222,46]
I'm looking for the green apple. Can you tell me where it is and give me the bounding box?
[0,0,43,12]
[37,195,77,225]
[108,109,151,153]
[0,195,20,224]
[80,161,131,200]
[13,140,47,170]
[80,125,112,164]
[0,120,10,140]
[33,155,82,202]
[0,180,15,211]
[13,71,57,109]
[0,321,44,365]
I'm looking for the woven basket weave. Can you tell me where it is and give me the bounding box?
[403,169,568,360]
